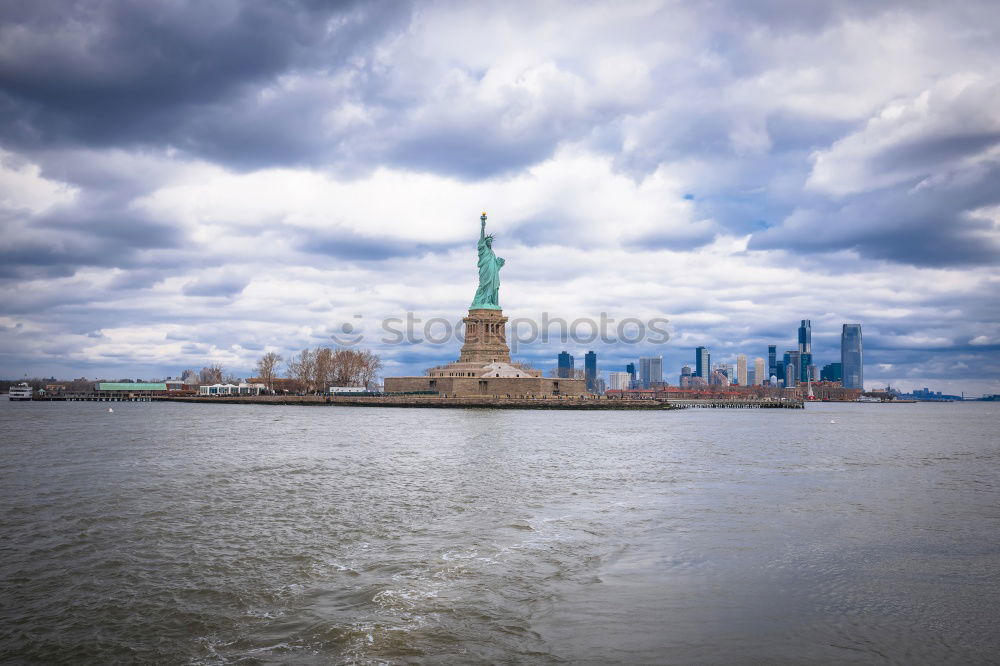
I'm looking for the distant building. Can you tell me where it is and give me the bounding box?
[736,354,747,386]
[821,362,843,382]
[695,347,710,379]
[557,351,575,379]
[800,353,813,383]
[608,371,631,391]
[753,357,766,385]
[199,383,266,396]
[625,362,637,387]
[680,365,692,384]
[716,363,734,385]
[798,319,812,354]
[584,351,597,392]
[783,351,801,388]
[709,370,729,386]
[768,345,777,381]
[841,324,864,389]
[639,356,663,389]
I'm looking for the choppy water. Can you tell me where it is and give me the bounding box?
[1,400,998,664]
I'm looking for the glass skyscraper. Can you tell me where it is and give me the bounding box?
[557,351,574,379]
[797,320,812,354]
[841,324,863,389]
[695,346,710,379]
[798,320,812,383]
[768,345,777,382]
[783,350,801,388]
[639,356,663,388]
[584,351,597,392]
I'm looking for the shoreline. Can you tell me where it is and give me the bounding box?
[159,395,804,409]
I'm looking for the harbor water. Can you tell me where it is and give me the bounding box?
[1,400,998,664]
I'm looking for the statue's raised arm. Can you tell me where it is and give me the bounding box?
[470,212,504,310]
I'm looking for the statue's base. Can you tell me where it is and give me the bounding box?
[382,307,590,397]
[458,308,511,364]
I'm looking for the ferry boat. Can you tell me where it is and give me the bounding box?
[8,382,33,401]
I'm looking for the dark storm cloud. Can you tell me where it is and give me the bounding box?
[0,0,412,165]
[751,161,1000,267]
[0,188,187,281]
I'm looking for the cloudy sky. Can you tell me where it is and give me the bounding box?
[1,0,998,394]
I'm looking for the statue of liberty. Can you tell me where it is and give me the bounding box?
[470,212,504,310]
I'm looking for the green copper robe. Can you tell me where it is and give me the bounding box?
[471,234,504,310]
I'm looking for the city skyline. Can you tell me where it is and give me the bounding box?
[0,2,997,395]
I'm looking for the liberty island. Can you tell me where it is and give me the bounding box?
[383,212,589,397]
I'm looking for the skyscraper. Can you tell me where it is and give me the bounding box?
[783,350,801,388]
[608,371,631,391]
[639,356,663,388]
[736,354,747,386]
[821,362,842,382]
[695,346,710,378]
[753,357,766,385]
[768,345,777,381]
[584,351,597,392]
[797,320,813,383]
[798,320,812,354]
[625,362,636,386]
[557,351,574,379]
[841,324,863,389]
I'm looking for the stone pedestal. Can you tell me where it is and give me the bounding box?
[458,308,510,364]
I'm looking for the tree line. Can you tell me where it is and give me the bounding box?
[255,347,382,393]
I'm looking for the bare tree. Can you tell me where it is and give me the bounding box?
[255,352,282,390]
[199,364,224,384]
[357,348,383,389]
[287,348,316,393]
[314,347,334,391]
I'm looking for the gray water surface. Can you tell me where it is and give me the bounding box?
[1,400,998,664]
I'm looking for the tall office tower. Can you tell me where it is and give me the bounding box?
[768,345,777,379]
[608,371,631,391]
[680,365,692,384]
[800,352,812,383]
[841,324,864,389]
[695,347,710,378]
[584,351,597,392]
[639,356,663,388]
[736,354,748,385]
[783,350,801,388]
[798,320,812,354]
[625,362,637,386]
[557,351,575,379]
[753,357,766,385]
[821,362,842,382]
[716,363,734,385]
[747,368,756,386]
[775,360,785,386]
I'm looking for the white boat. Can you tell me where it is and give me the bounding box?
[8,382,32,401]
